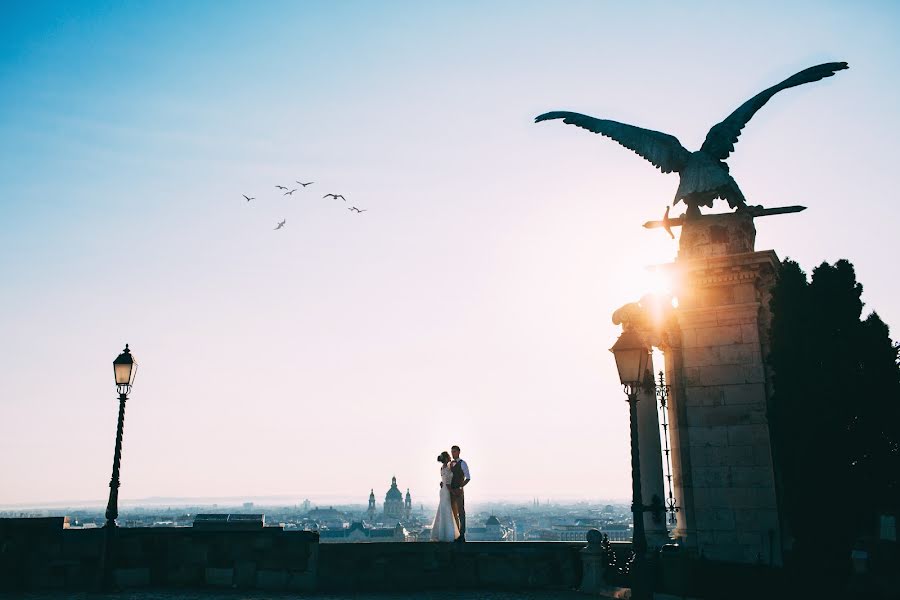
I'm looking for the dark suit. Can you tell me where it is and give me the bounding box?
[450,460,467,537]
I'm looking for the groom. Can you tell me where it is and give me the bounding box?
[449,445,470,542]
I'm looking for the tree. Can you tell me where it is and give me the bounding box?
[768,259,900,592]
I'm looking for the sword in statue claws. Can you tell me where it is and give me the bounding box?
[643,205,808,238]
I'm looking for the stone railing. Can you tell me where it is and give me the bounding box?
[0,517,317,591]
[318,540,583,591]
[1,518,789,596]
[0,517,582,592]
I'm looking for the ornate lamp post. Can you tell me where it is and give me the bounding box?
[610,329,652,600]
[106,345,137,529]
[99,344,137,589]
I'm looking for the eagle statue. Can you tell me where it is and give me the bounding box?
[535,62,848,216]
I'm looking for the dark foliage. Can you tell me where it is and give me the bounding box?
[768,259,900,594]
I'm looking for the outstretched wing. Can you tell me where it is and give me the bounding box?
[701,62,848,161]
[535,111,690,173]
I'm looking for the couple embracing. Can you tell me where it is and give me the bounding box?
[430,445,470,542]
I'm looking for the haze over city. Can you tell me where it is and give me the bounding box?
[2,1,900,510]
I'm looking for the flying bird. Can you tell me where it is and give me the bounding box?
[242,194,255,202]
[296,181,314,187]
[323,193,346,201]
[284,189,298,196]
[348,206,367,213]
[275,185,288,191]
[274,220,286,230]
[535,62,849,215]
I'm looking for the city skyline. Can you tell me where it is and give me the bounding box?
[3,1,900,507]
[1,495,636,546]
[0,491,630,512]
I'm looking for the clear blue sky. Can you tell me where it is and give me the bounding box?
[2,1,899,507]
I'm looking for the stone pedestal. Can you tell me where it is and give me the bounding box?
[579,530,632,598]
[661,212,782,565]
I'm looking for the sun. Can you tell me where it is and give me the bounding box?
[618,264,674,299]
[644,266,674,296]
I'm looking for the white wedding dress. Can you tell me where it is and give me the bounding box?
[430,465,459,542]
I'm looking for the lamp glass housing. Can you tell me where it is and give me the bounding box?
[113,345,137,389]
[610,330,650,387]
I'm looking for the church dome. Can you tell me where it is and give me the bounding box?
[385,476,403,501]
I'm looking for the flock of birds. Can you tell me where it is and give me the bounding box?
[241,179,367,231]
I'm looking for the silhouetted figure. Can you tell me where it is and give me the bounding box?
[536,62,848,216]
[296,181,314,187]
[274,220,286,230]
[449,445,470,542]
[348,206,367,213]
[324,193,346,201]
[242,194,255,202]
[284,189,298,196]
[275,185,288,191]
[430,451,459,542]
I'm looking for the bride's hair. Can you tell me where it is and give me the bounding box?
[437,451,451,464]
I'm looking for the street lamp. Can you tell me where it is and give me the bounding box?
[106,344,137,529]
[610,329,652,600]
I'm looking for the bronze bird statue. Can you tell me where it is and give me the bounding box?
[536,62,848,216]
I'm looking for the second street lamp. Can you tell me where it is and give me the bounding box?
[106,344,137,529]
[101,344,137,589]
[610,329,652,600]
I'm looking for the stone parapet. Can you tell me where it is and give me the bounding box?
[318,541,583,591]
[0,519,585,593]
[0,518,797,597]
[0,520,318,592]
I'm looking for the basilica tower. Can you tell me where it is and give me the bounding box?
[384,476,404,519]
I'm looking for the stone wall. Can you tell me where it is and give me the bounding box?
[318,541,583,591]
[0,518,582,592]
[1,518,798,597]
[0,518,317,591]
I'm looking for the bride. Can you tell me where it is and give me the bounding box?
[430,451,460,542]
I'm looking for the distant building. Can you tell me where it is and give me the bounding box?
[367,489,376,521]
[307,506,348,530]
[602,526,631,542]
[151,520,176,527]
[466,515,515,541]
[384,476,404,519]
[318,521,409,543]
[547,518,605,542]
